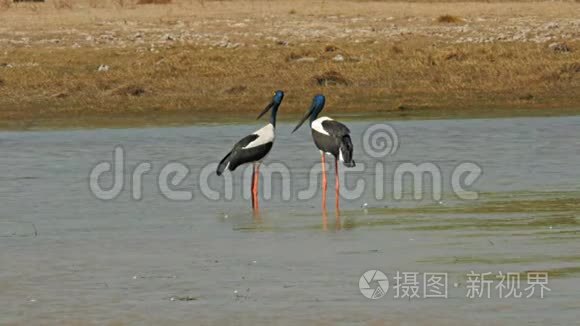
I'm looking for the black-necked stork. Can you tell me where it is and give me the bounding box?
[217,90,284,210]
[292,94,355,211]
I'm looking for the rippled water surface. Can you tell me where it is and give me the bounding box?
[1,116,579,325]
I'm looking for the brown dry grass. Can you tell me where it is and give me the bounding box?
[437,14,464,23]
[0,0,11,9]
[53,0,73,10]
[137,0,172,4]
[0,0,579,129]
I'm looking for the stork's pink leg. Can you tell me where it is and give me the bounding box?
[251,165,256,209]
[335,158,340,213]
[321,152,328,210]
[322,207,328,231]
[253,164,260,211]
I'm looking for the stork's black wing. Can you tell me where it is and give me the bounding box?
[217,134,259,175]
[231,134,259,151]
[217,134,275,175]
[320,119,355,167]
[321,120,350,137]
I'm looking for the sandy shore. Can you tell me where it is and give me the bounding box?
[0,0,579,129]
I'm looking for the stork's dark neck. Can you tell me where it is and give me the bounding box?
[309,96,325,125]
[309,107,323,124]
[270,103,280,127]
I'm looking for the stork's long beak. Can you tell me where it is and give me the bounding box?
[257,101,274,120]
[292,104,315,133]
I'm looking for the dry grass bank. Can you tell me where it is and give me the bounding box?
[0,0,579,129]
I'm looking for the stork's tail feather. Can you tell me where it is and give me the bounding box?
[340,135,356,168]
[217,151,232,176]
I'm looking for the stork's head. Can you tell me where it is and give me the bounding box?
[257,90,285,125]
[273,90,284,104]
[292,94,326,133]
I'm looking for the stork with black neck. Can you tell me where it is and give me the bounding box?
[292,94,355,211]
[217,90,284,210]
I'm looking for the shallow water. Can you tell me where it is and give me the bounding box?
[1,116,579,325]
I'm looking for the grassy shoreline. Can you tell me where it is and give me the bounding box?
[1,1,579,130]
[4,107,580,132]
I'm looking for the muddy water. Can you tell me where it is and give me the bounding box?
[1,116,579,325]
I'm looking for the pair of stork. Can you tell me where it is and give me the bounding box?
[216,91,355,211]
